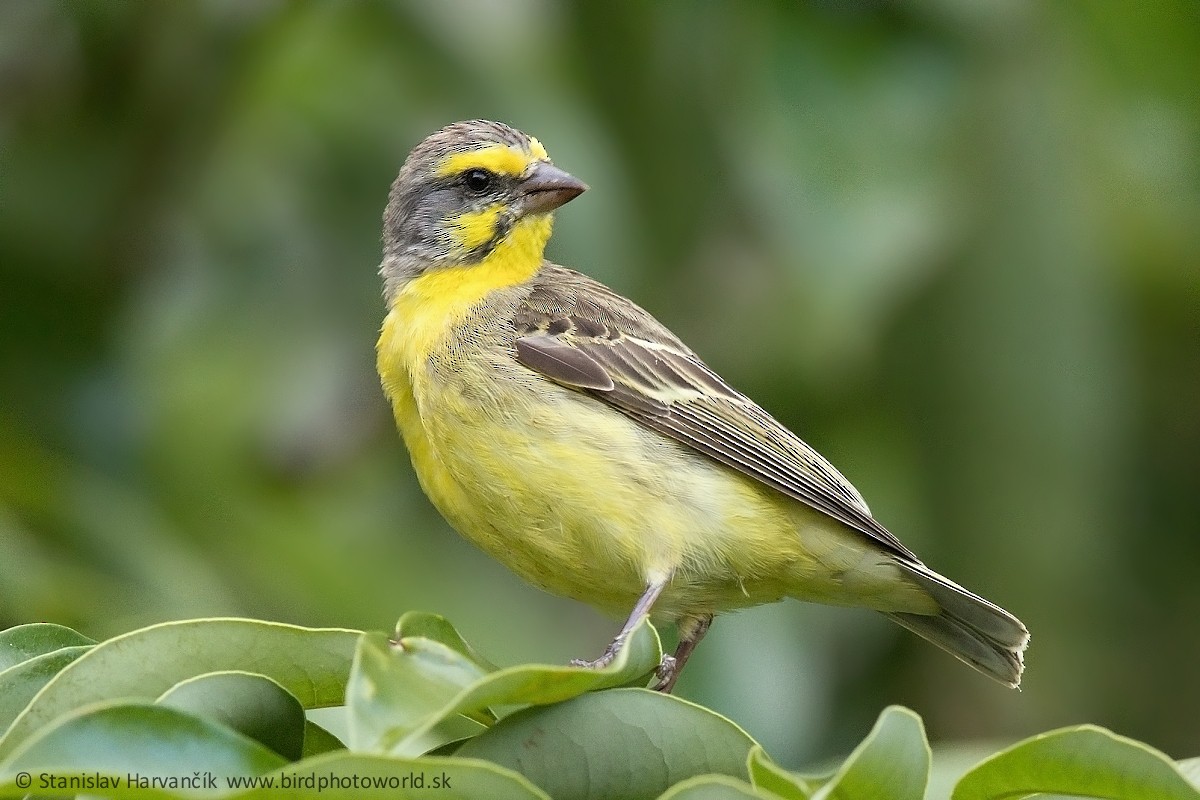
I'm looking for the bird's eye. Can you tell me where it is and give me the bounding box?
[463,168,493,193]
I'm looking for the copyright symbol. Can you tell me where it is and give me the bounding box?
[14,772,31,789]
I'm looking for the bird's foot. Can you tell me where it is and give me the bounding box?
[569,641,620,670]
[650,654,678,693]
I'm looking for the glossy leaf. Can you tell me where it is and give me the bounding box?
[158,671,307,761]
[0,618,360,760]
[394,611,499,673]
[0,645,90,734]
[349,615,661,756]
[234,752,551,799]
[747,745,816,799]
[1178,758,1200,789]
[812,706,928,800]
[301,720,345,758]
[456,688,757,800]
[0,623,94,672]
[346,632,492,755]
[0,701,285,795]
[952,724,1200,800]
[657,774,773,799]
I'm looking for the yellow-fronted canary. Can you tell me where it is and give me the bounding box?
[376,120,1028,691]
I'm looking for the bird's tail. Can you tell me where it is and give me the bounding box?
[886,561,1029,688]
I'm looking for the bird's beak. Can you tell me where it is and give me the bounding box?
[518,161,588,215]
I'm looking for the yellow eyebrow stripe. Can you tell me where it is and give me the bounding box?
[438,144,535,178]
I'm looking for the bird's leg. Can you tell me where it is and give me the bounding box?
[652,613,713,693]
[571,579,666,670]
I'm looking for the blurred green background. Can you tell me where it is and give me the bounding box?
[2,0,1198,770]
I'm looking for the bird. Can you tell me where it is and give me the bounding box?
[376,119,1029,692]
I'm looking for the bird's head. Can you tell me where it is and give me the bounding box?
[380,120,587,298]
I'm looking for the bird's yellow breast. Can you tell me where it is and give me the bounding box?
[375,213,704,610]
[377,214,551,513]
[374,212,561,575]
[377,218,933,619]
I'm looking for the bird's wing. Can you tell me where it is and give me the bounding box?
[512,266,919,562]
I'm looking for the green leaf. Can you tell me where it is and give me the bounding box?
[812,705,928,800]
[346,632,492,755]
[456,688,758,800]
[0,645,90,735]
[301,720,345,759]
[158,671,307,761]
[0,701,285,796]
[349,615,661,757]
[952,724,1200,800]
[232,752,552,799]
[0,623,94,671]
[1179,758,1200,790]
[0,618,360,760]
[394,611,499,672]
[657,774,773,799]
[747,745,816,799]
[424,735,476,757]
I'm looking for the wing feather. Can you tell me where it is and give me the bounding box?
[515,336,614,391]
[512,265,918,562]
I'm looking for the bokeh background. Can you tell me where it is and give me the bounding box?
[2,0,1198,773]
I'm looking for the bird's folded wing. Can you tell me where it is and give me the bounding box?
[514,307,919,563]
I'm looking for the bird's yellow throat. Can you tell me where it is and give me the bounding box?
[376,210,554,555]
[378,213,552,390]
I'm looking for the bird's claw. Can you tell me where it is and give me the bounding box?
[651,654,678,692]
[570,648,617,670]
